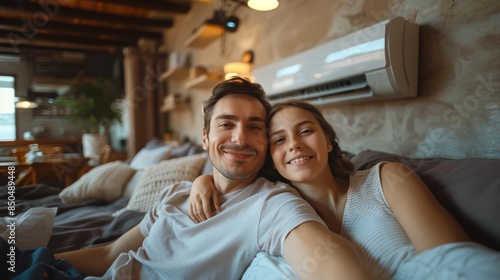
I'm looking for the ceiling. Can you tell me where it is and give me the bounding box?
[0,0,201,54]
[0,0,218,92]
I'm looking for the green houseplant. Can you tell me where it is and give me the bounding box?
[55,79,123,160]
[55,79,123,133]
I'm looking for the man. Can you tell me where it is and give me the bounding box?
[56,77,369,279]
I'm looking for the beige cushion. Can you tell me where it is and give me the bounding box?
[112,153,207,216]
[59,161,136,203]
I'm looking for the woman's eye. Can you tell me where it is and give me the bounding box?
[300,129,313,135]
[272,137,285,145]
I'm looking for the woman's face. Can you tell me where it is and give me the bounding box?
[269,106,331,184]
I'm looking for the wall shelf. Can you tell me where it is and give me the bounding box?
[184,24,224,48]
[185,73,223,89]
[161,93,190,112]
[161,102,189,112]
[160,67,189,81]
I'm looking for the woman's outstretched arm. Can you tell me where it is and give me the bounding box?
[380,162,469,253]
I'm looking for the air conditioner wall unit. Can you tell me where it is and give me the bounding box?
[252,17,419,106]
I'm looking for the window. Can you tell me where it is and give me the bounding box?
[0,75,16,140]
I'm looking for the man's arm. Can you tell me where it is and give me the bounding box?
[55,224,145,277]
[284,221,371,280]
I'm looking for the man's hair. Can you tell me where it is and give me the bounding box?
[203,76,272,133]
[261,100,354,183]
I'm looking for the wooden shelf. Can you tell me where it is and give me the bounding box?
[185,73,223,89]
[184,24,224,48]
[160,67,189,81]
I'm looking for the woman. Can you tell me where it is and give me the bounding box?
[190,100,500,279]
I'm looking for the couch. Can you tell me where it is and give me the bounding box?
[1,140,499,255]
[350,150,500,251]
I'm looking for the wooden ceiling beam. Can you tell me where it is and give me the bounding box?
[80,0,191,14]
[0,1,175,29]
[0,29,137,46]
[0,17,163,40]
[0,29,133,53]
[0,43,117,54]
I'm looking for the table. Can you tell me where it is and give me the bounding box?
[0,157,89,187]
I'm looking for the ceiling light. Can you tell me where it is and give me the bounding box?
[15,99,39,109]
[15,89,38,109]
[247,0,279,11]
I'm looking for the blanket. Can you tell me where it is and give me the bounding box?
[0,184,145,254]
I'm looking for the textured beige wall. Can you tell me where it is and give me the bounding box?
[163,0,500,158]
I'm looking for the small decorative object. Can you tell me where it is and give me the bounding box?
[23,131,34,140]
[25,144,44,163]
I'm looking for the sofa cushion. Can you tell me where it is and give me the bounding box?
[59,161,136,203]
[113,153,207,216]
[351,150,500,251]
[129,145,173,170]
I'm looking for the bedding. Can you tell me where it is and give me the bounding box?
[1,145,498,276]
[0,140,207,254]
[1,207,57,250]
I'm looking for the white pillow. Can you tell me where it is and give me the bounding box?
[59,161,136,203]
[112,153,207,216]
[0,207,57,250]
[129,145,173,169]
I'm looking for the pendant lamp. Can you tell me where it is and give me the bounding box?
[247,0,279,11]
[15,89,38,109]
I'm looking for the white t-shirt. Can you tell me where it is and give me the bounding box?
[90,177,325,280]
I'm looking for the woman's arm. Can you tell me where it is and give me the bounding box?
[380,162,469,253]
[189,174,221,223]
[284,221,372,280]
[54,224,145,277]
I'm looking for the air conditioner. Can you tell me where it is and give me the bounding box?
[252,17,419,106]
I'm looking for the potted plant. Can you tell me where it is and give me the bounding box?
[55,79,123,161]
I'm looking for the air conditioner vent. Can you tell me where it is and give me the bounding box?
[267,75,368,104]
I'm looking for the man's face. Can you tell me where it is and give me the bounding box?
[203,94,268,180]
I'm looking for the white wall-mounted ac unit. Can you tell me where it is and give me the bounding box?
[252,17,419,106]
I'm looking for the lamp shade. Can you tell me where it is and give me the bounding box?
[15,99,38,109]
[15,89,38,109]
[247,0,279,11]
[224,62,252,80]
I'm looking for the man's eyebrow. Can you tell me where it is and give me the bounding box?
[215,114,238,121]
[215,114,266,123]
